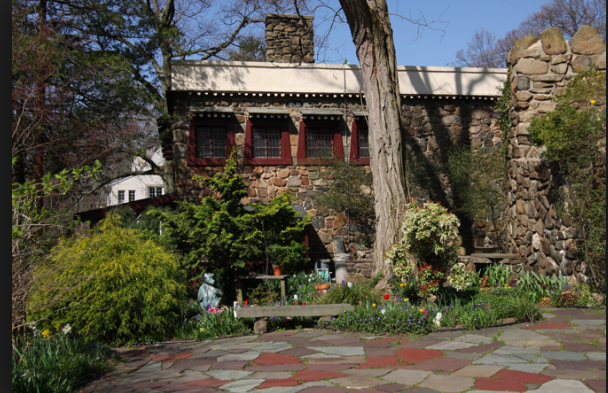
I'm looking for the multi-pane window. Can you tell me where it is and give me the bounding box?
[253,127,282,158]
[128,190,136,202]
[306,128,334,158]
[196,127,227,159]
[358,127,370,159]
[118,190,125,204]
[149,187,163,198]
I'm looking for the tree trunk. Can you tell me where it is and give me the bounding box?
[339,0,408,276]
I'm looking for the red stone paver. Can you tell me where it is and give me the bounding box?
[305,364,357,372]
[457,342,503,353]
[474,377,527,392]
[210,361,248,370]
[586,379,607,393]
[245,365,305,372]
[356,356,401,369]
[256,379,301,388]
[396,348,445,365]
[185,378,230,388]
[552,360,607,370]
[365,347,396,357]
[254,353,301,365]
[298,387,350,393]
[400,339,443,349]
[493,369,554,384]
[169,358,216,371]
[365,338,402,344]
[406,358,472,372]
[281,348,317,357]
[563,343,603,352]
[523,322,574,330]
[294,370,350,382]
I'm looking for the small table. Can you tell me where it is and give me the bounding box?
[236,275,288,304]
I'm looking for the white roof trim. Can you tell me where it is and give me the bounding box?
[172,61,508,97]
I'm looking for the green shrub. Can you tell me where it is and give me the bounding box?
[12,333,120,393]
[28,215,186,345]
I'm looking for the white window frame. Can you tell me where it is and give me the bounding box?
[128,190,136,202]
[118,190,125,204]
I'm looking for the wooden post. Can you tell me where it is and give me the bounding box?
[236,279,244,304]
[280,278,286,301]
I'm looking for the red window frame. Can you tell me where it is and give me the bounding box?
[349,120,371,165]
[244,119,292,166]
[187,117,235,166]
[296,119,344,165]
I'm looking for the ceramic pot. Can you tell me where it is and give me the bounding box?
[273,265,284,276]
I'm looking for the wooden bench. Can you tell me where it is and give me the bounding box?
[236,275,289,304]
[235,304,355,334]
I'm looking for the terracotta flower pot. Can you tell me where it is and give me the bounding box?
[315,283,330,291]
[272,265,284,276]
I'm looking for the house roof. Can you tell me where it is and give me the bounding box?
[171,61,508,99]
[76,193,177,225]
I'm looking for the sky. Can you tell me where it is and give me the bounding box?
[313,0,550,67]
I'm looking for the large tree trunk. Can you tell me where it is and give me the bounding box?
[339,0,408,276]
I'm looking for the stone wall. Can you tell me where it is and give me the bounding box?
[265,14,314,64]
[505,25,606,282]
[170,92,505,261]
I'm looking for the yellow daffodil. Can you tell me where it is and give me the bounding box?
[404,298,409,302]
[200,328,206,332]
[372,304,377,308]
[419,309,425,313]
[591,100,597,105]
[42,329,51,339]
[55,323,61,331]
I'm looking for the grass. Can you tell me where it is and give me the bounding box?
[12,333,121,393]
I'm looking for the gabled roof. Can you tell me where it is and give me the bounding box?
[171,61,508,99]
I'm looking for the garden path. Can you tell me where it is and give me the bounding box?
[82,307,606,393]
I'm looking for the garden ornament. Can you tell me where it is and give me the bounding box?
[198,273,224,310]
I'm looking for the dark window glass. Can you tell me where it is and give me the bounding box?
[118,191,125,203]
[358,127,370,159]
[128,190,136,202]
[253,127,282,158]
[196,127,227,159]
[149,187,163,198]
[306,128,334,158]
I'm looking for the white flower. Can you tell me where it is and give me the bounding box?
[62,324,72,335]
[347,282,353,288]
[433,313,443,327]
[294,295,298,301]
[381,309,387,315]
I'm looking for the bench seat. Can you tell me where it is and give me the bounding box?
[235,304,354,319]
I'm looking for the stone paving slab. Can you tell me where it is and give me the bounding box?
[452,365,504,377]
[330,375,385,389]
[418,374,475,392]
[533,379,595,392]
[381,369,432,385]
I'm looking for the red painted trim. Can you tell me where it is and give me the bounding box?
[296,119,345,165]
[244,118,293,166]
[349,120,371,165]
[187,117,235,166]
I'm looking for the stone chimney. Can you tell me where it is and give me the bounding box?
[265,14,314,64]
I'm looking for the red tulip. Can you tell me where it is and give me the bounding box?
[383,294,390,300]
[244,300,248,304]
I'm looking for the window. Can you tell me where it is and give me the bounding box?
[149,187,163,198]
[296,119,344,164]
[187,117,235,166]
[118,190,125,204]
[244,119,292,165]
[196,127,227,158]
[306,128,334,158]
[128,190,136,202]
[349,120,371,165]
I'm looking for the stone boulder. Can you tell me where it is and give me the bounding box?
[541,27,568,55]
[509,35,541,64]
[571,25,606,55]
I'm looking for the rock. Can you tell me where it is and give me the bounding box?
[519,110,540,123]
[271,178,287,187]
[560,260,573,276]
[551,54,572,65]
[546,258,559,275]
[516,76,531,90]
[532,233,542,250]
[254,318,268,334]
[515,58,550,75]
[541,27,568,55]
[286,176,300,188]
[533,73,564,82]
[534,101,557,113]
[571,25,606,55]
[541,237,551,255]
[278,168,290,179]
[592,52,606,69]
[509,35,541,64]
[572,56,592,72]
[550,63,569,74]
[515,91,534,102]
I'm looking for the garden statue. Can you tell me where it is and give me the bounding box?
[198,273,223,310]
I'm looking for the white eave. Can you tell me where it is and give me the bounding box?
[171,60,508,98]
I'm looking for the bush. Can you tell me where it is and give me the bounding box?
[12,333,120,393]
[28,215,186,345]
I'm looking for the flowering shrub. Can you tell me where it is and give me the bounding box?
[388,200,460,299]
[330,303,433,335]
[447,263,478,292]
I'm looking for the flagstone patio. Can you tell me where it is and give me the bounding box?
[83,307,606,393]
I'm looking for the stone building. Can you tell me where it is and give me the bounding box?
[166,14,508,278]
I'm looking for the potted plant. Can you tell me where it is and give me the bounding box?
[272,264,284,276]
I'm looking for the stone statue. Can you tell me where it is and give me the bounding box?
[198,273,223,310]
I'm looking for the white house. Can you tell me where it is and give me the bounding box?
[106,148,166,206]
